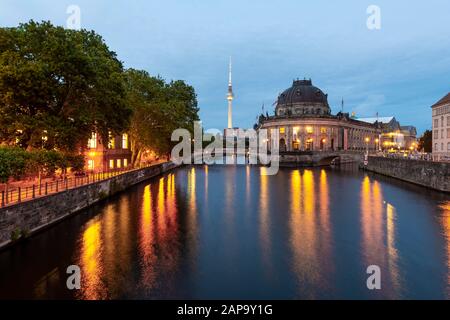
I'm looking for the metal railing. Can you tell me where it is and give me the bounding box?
[0,162,163,208]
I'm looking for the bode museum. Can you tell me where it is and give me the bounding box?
[257,79,381,152]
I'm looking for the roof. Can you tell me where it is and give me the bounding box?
[400,125,417,134]
[431,93,450,108]
[356,116,395,124]
[277,79,329,107]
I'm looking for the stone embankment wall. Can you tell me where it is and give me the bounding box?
[364,156,450,192]
[0,162,178,249]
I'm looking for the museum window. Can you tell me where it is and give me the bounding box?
[434,119,439,128]
[320,127,327,134]
[434,130,438,139]
[123,158,128,167]
[279,127,285,134]
[117,159,122,168]
[448,142,450,151]
[306,126,313,134]
[447,128,450,139]
[109,159,114,169]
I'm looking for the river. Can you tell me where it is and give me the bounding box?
[0,164,449,299]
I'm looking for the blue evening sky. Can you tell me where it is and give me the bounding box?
[1,0,450,134]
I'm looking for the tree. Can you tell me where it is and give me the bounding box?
[0,147,29,184]
[0,20,131,152]
[418,130,432,153]
[124,69,199,166]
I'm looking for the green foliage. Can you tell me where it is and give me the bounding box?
[0,20,131,151]
[0,146,29,183]
[0,146,85,181]
[10,228,22,242]
[418,130,432,153]
[26,149,62,176]
[66,154,85,173]
[124,69,199,165]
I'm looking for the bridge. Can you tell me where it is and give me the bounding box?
[190,150,365,167]
[279,150,364,167]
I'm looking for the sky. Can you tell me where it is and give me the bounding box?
[1,0,450,135]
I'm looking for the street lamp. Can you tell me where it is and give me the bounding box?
[365,137,370,154]
[375,138,379,152]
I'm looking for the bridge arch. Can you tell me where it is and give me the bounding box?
[317,155,340,166]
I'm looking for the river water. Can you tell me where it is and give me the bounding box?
[0,165,449,299]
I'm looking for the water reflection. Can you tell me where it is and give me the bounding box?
[139,185,156,290]
[289,169,333,298]
[259,167,271,273]
[360,175,401,298]
[78,220,105,299]
[439,201,450,296]
[0,165,449,299]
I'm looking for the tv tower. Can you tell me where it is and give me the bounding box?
[227,57,234,129]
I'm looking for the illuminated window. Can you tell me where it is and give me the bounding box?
[87,133,97,149]
[279,127,285,134]
[320,127,327,134]
[293,127,299,140]
[108,132,115,149]
[123,158,128,167]
[109,159,114,169]
[87,160,95,170]
[306,126,313,134]
[117,159,121,168]
[122,134,128,149]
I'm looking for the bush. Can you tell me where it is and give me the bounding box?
[0,147,30,183]
[0,146,85,182]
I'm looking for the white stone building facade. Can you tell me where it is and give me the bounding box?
[431,93,450,161]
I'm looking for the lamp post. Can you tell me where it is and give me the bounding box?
[365,137,370,155]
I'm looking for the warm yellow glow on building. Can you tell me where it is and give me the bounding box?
[279,127,285,134]
[108,132,115,149]
[306,126,313,134]
[87,132,97,149]
[122,134,129,149]
[87,159,94,170]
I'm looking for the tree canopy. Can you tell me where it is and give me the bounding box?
[418,129,432,153]
[125,69,199,166]
[0,20,131,151]
[0,20,200,179]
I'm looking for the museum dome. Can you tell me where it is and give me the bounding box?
[275,79,331,116]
